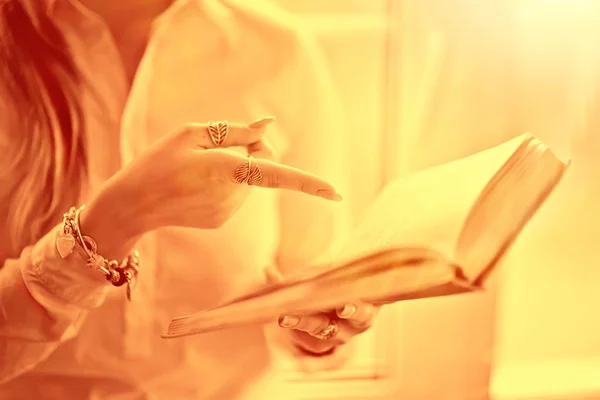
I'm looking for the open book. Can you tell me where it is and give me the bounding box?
[162,134,569,339]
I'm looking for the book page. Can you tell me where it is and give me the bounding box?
[338,134,567,285]
[454,135,569,283]
[336,134,536,263]
[276,134,538,288]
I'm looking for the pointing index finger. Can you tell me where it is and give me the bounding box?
[225,154,342,201]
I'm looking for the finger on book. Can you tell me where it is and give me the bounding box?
[278,313,329,334]
[336,301,378,329]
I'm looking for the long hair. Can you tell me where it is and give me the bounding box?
[0,0,87,256]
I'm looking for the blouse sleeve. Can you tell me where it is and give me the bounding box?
[0,216,109,385]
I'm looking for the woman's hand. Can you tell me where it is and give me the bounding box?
[87,117,342,237]
[81,117,342,262]
[264,267,378,356]
[278,302,379,356]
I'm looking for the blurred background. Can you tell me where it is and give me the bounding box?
[271,0,600,399]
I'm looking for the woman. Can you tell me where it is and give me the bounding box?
[0,0,378,399]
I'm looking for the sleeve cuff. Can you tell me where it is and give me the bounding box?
[21,226,109,310]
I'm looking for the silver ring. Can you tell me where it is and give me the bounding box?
[311,320,339,341]
[233,156,263,186]
[207,121,228,147]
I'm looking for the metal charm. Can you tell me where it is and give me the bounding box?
[56,234,75,259]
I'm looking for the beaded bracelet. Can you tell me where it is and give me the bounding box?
[56,205,140,301]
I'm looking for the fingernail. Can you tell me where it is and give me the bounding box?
[248,116,276,129]
[317,189,343,202]
[278,315,300,328]
[337,303,357,319]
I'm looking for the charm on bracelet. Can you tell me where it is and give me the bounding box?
[57,205,141,302]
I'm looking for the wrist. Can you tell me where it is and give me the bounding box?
[80,182,149,262]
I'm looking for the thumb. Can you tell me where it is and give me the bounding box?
[264,265,284,284]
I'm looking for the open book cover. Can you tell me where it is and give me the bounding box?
[162,133,569,339]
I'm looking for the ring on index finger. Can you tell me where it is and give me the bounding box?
[234,156,263,186]
[207,121,229,147]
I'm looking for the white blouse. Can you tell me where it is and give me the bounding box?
[0,0,350,399]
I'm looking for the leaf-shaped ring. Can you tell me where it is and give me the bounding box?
[233,156,263,186]
[207,121,229,147]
